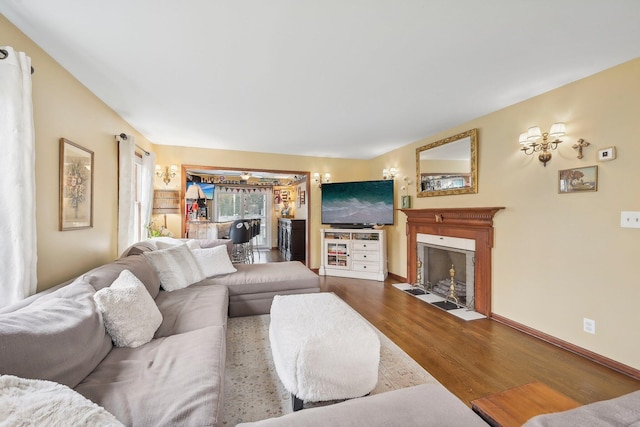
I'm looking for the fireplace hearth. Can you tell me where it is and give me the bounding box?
[401,207,504,316]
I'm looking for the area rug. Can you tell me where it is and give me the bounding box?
[222,314,439,425]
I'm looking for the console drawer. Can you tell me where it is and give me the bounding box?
[352,242,379,251]
[352,262,379,273]
[352,252,380,262]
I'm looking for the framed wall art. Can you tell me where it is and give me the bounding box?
[558,165,597,194]
[59,138,94,230]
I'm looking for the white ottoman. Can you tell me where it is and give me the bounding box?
[269,293,380,410]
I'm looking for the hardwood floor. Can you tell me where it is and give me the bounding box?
[253,248,286,263]
[319,274,640,408]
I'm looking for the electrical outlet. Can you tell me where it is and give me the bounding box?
[583,318,596,334]
[620,211,640,229]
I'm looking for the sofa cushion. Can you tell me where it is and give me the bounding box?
[119,240,157,258]
[210,262,319,296]
[154,284,228,337]
[236,383,487,427]
[93,270,163,348]
[143,244,205,291]
[523,389,640,426]
[83,254,162,298]
[75,325,226,427]
[0,375,124,427]
[0,281,112,388]
[199,238,234,259]
[154,238,201,250]
[191,245,237,277]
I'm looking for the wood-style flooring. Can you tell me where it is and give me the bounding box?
[257,249,640,407]
[322,275,640,407]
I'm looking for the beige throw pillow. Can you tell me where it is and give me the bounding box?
[93,270,162,348]
[190,245,237,277]
[143,244,205,291]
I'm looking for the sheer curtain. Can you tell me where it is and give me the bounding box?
[118,134,155,254]
[0,47,37,307]
[141,151,156,235]
[117,134,136,255]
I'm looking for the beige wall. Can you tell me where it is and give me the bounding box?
[1,15,153,290]
[373,58,640,371]
[5,10,639,371]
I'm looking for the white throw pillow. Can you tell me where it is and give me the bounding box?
[191,245,237,277]
[93,270,163,348]
[143,244,206,291]
[154,238,201,250]
[0,375,124,426]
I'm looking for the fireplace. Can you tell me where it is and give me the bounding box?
[401,207,504,316]
[417,234,475,309]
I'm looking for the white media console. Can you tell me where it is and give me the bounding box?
[319,228,388,281]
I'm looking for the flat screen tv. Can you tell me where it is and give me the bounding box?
[321,179,395,227]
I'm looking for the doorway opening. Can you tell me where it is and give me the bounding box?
[182,166,310,265]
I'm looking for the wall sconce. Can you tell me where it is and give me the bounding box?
[519,122,565,167]
[313,172,331,187]
[155,164,178,185]
[382,167,397,180]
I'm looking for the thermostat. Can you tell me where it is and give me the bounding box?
[598,146,616,162]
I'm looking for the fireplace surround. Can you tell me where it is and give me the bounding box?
[401,207,504,316]
[417,233,475,308]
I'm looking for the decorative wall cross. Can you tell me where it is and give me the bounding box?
[572,138,590,159]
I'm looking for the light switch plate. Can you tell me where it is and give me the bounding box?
[598,146,616,161]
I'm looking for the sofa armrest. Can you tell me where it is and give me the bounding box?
[523,390,640,426]
[236,384,487,427]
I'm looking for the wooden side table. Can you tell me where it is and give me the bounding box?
[470,381,581,427]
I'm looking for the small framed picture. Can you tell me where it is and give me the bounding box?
[559,166,598,193]
[401,195,412,209]
[300,190,306,205]
[59,138,94,230]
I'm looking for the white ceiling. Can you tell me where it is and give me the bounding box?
[2,1,640,159]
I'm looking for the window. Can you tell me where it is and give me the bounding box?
[133,154,143,241]
[214,189,270,247]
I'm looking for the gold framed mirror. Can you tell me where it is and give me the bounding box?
[416,128,478,197]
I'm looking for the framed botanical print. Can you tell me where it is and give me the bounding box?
[59,138,94,230]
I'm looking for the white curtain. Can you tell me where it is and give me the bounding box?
[141,151,156,233]
[0,47,37,308]
[117,134,135,255]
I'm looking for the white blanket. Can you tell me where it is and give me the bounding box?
[0,375,123,427]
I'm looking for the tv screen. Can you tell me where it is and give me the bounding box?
[321,180,395,227]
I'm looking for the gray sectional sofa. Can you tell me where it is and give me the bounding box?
[0,239,319,426]
[3,237,639,426]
